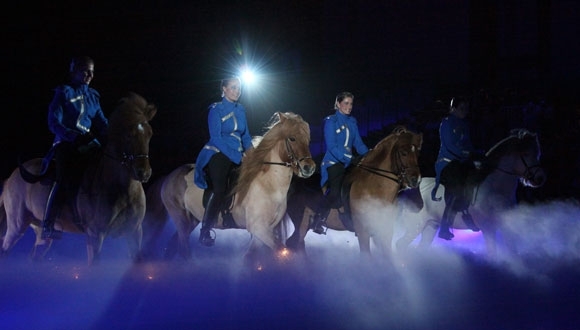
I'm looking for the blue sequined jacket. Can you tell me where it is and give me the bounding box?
[320,111,369,187]
[47,83,108,145]
[194,98,253,189]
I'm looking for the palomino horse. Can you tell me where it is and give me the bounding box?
[396,128,546,257]
[144,112,315,263]
[286,126,423,258]
[0,92,156,265]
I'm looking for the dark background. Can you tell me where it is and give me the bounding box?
[2,1,579,196]
[2,2,580,329]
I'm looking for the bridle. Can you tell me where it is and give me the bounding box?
[103,121,151,181]
[495,152,542,183]
[356,142,420,189]
[263,137,313,174]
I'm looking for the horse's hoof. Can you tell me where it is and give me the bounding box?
[438,230,454,240]
[199,231,215,247]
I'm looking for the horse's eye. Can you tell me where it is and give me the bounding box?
[289,137,296,142]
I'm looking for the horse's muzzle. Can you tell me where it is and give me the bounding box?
[404,175,422,189]
[133,166,152,183]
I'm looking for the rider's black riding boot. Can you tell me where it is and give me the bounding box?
[199,192,221,247]
[310,207,331,235]
[438,198,457,240]
[41,182,63,240]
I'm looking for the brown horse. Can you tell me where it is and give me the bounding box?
[0,92,156,265]
[396,128,546,258]
[143,112,316,265]
[286,126,423,258]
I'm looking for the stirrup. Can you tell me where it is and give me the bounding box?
[312,223,327,235]
[310,215,327,235]
[199,228,216,247]
[41,227,63,240]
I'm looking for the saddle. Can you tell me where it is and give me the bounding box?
[21,148,98,231]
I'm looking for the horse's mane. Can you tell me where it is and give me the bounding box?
[232,112,308,201]
[485,128,539,161]
[348,125,418,182]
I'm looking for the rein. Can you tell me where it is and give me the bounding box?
[494,153,541,182]
[105,151,149,167]
[263,137,312,170]
[356,143,419,188]
[104,149,150,182]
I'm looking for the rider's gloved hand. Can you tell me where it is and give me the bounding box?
[74,132,95,146]
[469,150,486,169]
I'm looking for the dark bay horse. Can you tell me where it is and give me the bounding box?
[396,128,546,258]
[0,92,156,265]
[286,126,423,258]
[143,112,316,265]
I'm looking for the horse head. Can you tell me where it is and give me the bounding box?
[106,92,157,183]
[392,126,423,189]
[353,125,422,191]
[486,128,546,188]
[274,112,316,178]
[513,129,546,188]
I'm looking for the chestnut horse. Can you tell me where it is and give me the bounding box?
[396,128,546,258]
[286,126,423,258]
[0,92,156,265]
[143,112,315,264]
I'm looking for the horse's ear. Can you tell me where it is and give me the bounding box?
[392,125,407,135]
[146,104,157,121]
[276,112,286,123]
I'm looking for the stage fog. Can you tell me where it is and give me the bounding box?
[1,199,579,330]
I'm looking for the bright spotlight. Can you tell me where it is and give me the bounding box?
[240,66,258,87]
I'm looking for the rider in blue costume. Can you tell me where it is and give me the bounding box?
[432,96,481,240]
[43,56,109,239]
[194,76,253,246]
[310,92,369,234]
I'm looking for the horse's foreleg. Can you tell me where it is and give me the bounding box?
[285,206,309,253]
[29,225,52,261]
[357,231,372,255]
[86,232,106,266]
[395,211,424,252]
[482,230,498,259]
[247,217,280,252]
[126,226,144,263]
[163,231,179,260]
[1,229,26,256]
[177,230,192,260]
[418,219,439,249]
